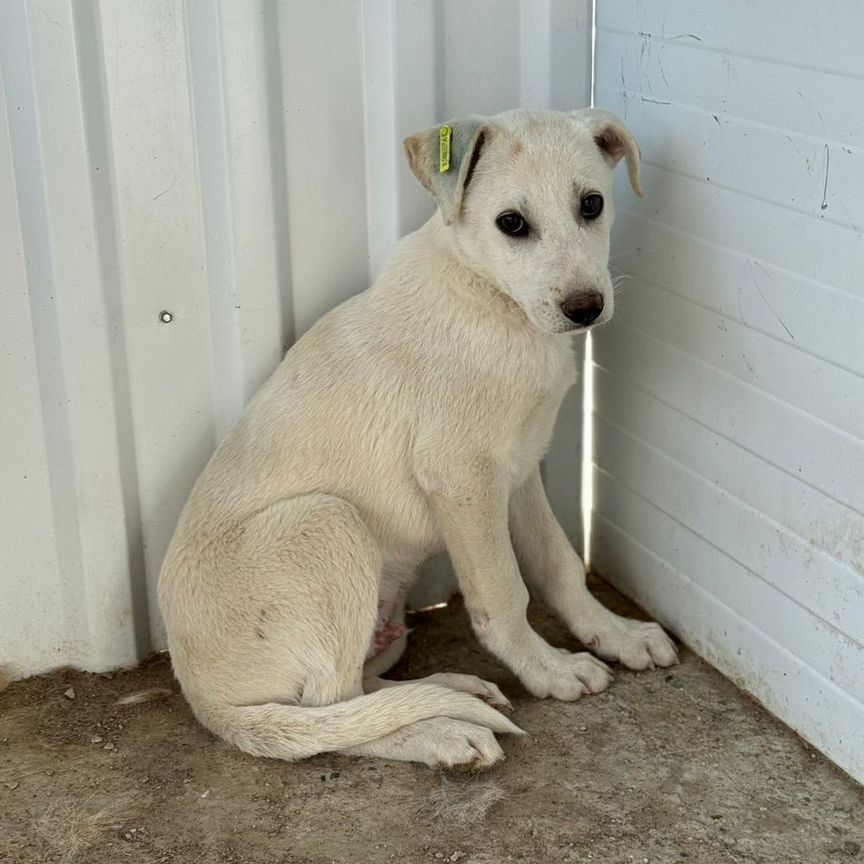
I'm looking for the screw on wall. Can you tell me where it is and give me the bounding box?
[159,310,174,324]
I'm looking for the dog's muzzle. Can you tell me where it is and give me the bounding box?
[560,292,605,326]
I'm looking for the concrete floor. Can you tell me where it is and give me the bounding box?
[1,578,862,864]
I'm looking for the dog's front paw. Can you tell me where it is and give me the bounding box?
[585,616,678,670]
[523,649,613,701]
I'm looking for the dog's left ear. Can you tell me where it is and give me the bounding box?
[577,109,643,197]
[404,117,489,224]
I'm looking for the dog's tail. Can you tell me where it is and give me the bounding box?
[197,683,524,761]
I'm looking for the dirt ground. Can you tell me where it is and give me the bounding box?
[2,578,862,864]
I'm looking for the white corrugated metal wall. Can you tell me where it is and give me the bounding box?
[4,0,862,784]
[592,1,864,783]
[0,0,591,676]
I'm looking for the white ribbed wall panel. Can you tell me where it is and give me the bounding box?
[592,1,864,783]
[0,0,592,677]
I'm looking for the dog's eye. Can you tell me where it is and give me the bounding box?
[581,193,604,220]
[495,211,530,237]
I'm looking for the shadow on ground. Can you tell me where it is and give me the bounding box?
[1,578,861,863]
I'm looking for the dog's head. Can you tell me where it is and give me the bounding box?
[405,109,641,334]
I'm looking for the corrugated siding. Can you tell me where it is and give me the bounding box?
[592,1,864,782]
[0,0,591,676]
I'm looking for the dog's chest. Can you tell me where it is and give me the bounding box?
[501,354,575,488]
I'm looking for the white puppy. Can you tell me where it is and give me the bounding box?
[158,108,678,769]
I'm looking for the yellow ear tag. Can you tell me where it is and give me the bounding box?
[439,125,452,173]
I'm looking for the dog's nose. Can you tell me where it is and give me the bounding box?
[560,292,605,326]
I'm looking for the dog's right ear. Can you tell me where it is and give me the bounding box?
[404,118,489,225]
[575,108,643,197]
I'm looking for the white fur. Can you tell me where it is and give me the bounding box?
[157,108,677,770]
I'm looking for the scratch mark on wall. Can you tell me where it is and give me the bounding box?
[657,53,670,89]
[820,145,830,211]
[735,285,745,321]
[640,36,655,94]
[816,111,828,136]
[669,33,703,42]
[641,96,671,106]
[153,175,178,201]
[749,262,795,340]
[37,6,61,27]
[620,57,630,119]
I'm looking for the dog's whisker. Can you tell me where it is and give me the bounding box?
[611,273,634,295]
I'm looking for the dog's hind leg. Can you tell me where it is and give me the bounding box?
[162,494,521,761]
[338,716,506,769]
[164,493,380,717]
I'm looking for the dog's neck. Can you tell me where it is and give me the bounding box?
[394,215,577,383]
[419,214,543,335]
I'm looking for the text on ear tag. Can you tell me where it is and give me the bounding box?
[438,126,452,173]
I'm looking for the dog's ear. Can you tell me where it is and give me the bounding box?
[577,109,642,197]
[404,118,489,224]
